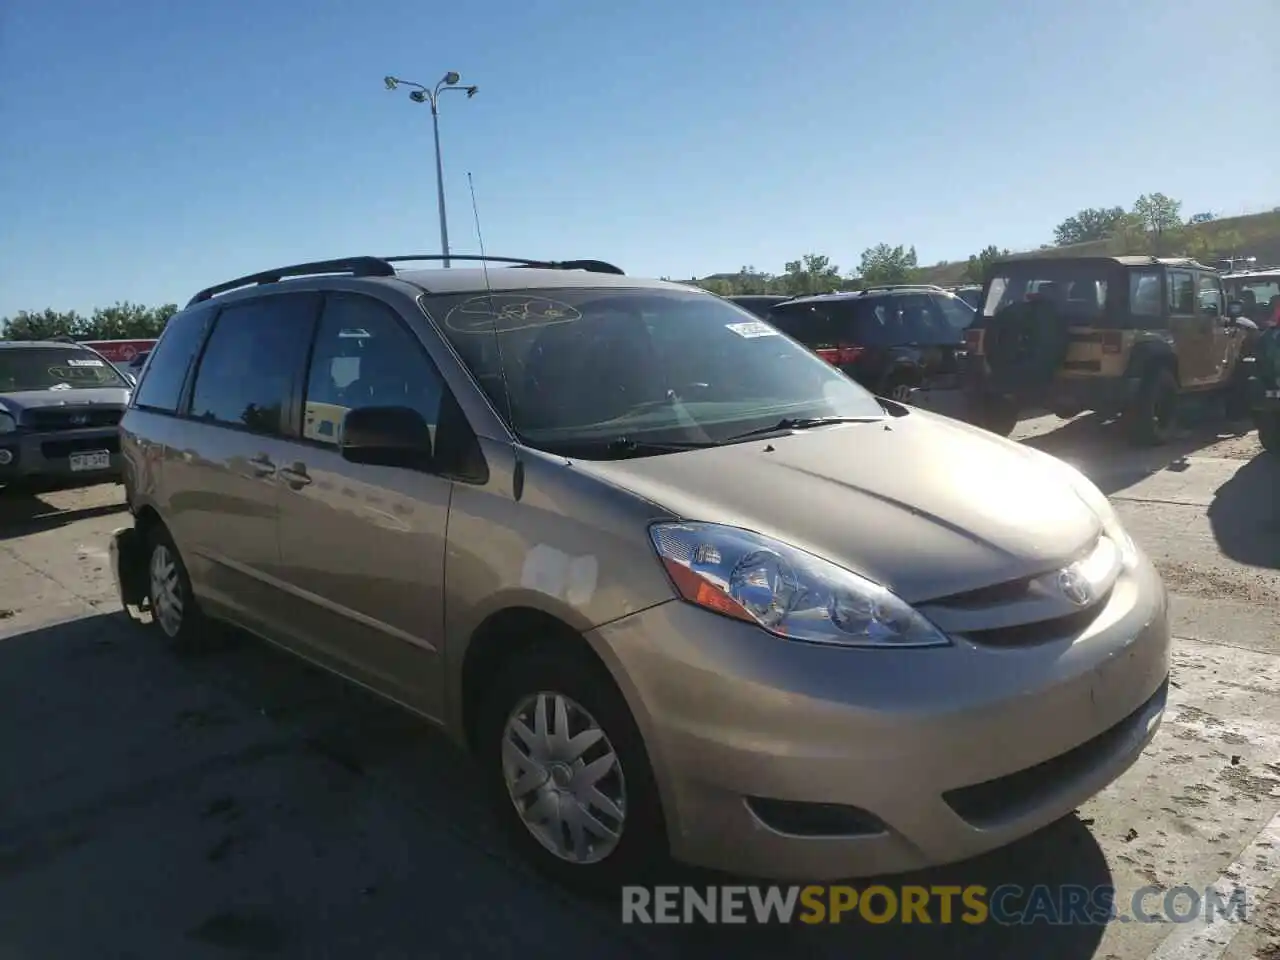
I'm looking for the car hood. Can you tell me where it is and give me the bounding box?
[0,387,131,413]
[571,410,1100,604]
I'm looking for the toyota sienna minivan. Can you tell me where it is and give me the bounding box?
[110,254,1171,889]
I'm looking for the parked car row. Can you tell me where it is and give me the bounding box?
[733,254,1266,449]
[95,253,1171,892]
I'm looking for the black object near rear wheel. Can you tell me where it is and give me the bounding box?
[972,394,1020,437]
[1258,413,1280,455]
[1125,367,1178,446]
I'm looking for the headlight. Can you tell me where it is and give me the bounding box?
[0,410,15,434]
[1038,455,1139,568]
[649,522,951,647]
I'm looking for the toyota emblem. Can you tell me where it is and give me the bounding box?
[70,413,89,426]
[1057,567,1093,606]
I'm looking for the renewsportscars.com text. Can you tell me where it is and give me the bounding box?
[621,884,1250,926]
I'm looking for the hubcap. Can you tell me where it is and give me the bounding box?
[149,544,184,638]
[501,692,626,864]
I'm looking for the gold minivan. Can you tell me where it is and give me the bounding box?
[111,255,1171,889]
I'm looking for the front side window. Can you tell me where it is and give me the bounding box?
[422,286,884,456]
[0,347,130,393]
[188,294,316,435]
[303,294,444,447]
[1196,274,1224,317]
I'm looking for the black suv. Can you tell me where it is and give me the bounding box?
[766,285,975,400]
[727,294,794,319]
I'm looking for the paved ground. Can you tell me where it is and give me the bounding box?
[1,413,1278,959]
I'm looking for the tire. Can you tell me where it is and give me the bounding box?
[476,643,667,894]
[973,394,1019,437]
[1259,414,1280,455]
[145,524,205,647]
[1125,367,1179,446]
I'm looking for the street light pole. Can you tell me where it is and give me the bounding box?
[430,103,450,267]
[384,72,479,268]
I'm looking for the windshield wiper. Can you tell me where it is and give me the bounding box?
[718,415,879,444]
[605,436,718,455]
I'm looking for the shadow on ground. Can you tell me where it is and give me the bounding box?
[1207,452,1280,571]
[0,485,126,541]
[1020,404,1255,496]
[0,612,1118,958]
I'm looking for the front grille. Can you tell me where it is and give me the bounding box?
[962,593,1110,648]
[25,407,124,431]
[942,677,1168,826]
[41,435,120,459]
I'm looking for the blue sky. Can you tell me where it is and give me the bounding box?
[1,0,1277,318]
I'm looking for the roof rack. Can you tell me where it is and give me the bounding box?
[188,257,395,306]
[858,283,950,294]
[383,254,625,275]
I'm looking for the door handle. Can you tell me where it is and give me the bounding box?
[247,454,276,477]
[279,462,312,489]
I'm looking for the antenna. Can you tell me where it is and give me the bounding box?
[468,171,524,498]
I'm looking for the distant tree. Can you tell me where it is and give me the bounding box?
[779,254,843,296]
[1052,206,1129,246]
[1131,193,1184,254]
[2,303,175,341]
[858,244,918,285]
[963,245,1011,283]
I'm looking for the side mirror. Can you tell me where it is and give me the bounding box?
[340,405,433,470]
[124,372,138,386]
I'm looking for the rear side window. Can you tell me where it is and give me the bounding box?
[132,308,213,413]
[1167,271,1196,315]
[188,294,317,435]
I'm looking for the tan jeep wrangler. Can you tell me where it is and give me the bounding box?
[962,255,1259,445]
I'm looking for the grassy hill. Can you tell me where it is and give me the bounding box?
[916,209,1280,285]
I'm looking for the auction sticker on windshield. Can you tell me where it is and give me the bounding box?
[725,320,780,338]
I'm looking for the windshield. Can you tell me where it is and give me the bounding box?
[0,347,129,392]
[423,287,885,454]
[982,264,1111,321]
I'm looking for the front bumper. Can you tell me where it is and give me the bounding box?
[591,552,1170,881]
[0,427,122,482]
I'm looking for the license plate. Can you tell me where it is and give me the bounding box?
[70,450,111,472]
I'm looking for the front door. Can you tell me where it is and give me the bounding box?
[1197,272,1240,385]
[274,292,453,721]
[173,293,319,635]
[1167,269,1214,386]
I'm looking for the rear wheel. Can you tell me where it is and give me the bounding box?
[1125,368,1178,446]
[145,524,205,647]
[477,644,666,894]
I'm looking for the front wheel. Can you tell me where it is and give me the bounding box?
[477,645,667,893]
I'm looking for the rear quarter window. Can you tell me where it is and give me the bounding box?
[132,307,215,413]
